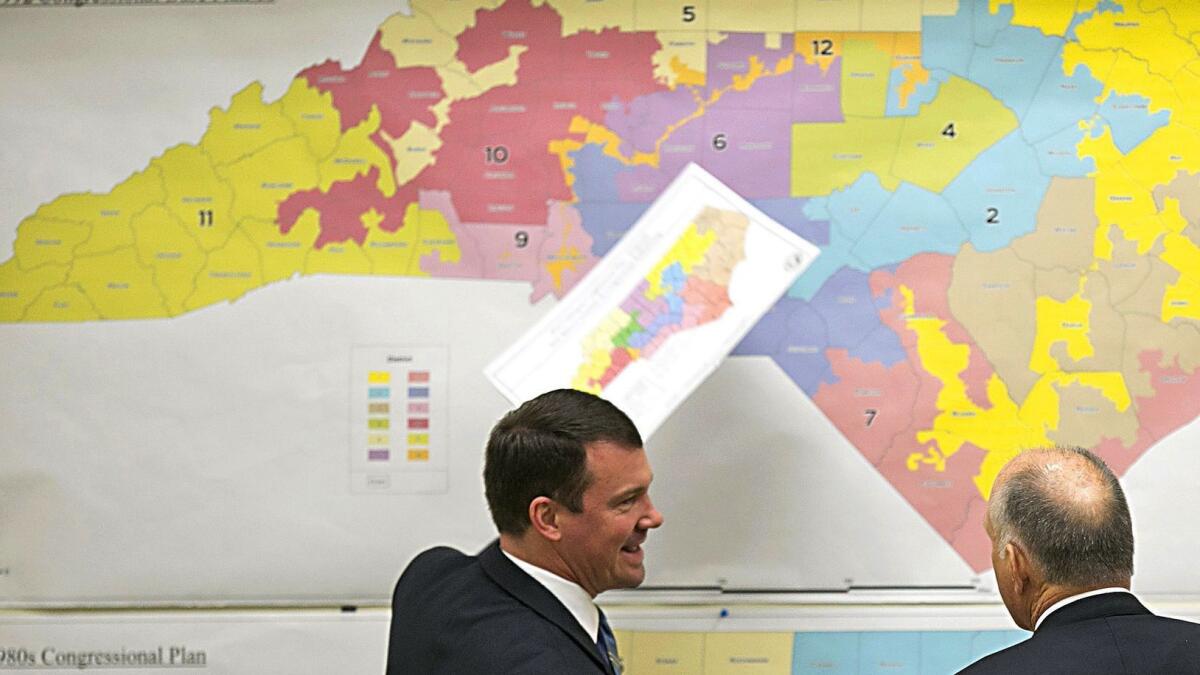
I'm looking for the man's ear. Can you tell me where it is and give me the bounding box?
[1006,541,1030,595]
[528,496,563,542]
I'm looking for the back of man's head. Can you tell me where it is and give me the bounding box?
[988,446,1134,587]
[483,389,642,535]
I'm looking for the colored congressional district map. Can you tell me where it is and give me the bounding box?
[611,628,1025,674]
[573,207,748,393]
[3,0,1200,571]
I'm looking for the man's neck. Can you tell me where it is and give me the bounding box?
[498,533,579,589]
[1028,582,1131,629]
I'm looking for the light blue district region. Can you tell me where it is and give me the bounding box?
[1066,0,1125,39]
[790,631,1028,674]
[921,1,976,76]
[1021,55,1103,144]
[885,68,949,117]
[860,632,921,673]
[973,2,1014,48]
[1098,92,1171,154]
[790,174,893,300]
[850,182,967,269]
[966,19,1063,120]
[793,632,859,673]
[1033,124,1096,177]
[943,130,1052,252]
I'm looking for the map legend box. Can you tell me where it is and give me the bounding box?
[350,346,448,494]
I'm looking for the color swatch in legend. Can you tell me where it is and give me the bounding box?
[350,346,448,494]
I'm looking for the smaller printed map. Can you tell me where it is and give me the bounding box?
[486,163,819,436]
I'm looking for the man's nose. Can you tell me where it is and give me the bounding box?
[640,498,664,530]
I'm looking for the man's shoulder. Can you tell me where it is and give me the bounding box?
[958,612,1200,674]
[392,545,492,607]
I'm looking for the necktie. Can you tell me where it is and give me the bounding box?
[596,608,622,674]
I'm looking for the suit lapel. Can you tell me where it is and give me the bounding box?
[1038,591,1151,632]
[479,541,610,673]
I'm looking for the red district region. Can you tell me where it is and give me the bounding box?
[407,0,666,224]
[1095,349,1200,475]
[860,253,1001,572]
[277,167,415,249]
[301,32,443,138]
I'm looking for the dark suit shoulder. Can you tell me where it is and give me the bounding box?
[959,612,1200,674]
[388,544,602,674]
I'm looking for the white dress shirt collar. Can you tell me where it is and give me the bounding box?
[502,549,600,641]
[1034,587,1133,630]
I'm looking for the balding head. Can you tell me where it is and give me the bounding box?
[987,446,1133,588]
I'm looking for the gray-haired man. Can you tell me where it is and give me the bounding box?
[959,446,1200,674]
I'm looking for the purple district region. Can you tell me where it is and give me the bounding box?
[734,267,906,395]
[616,105,793,199]
[809,267,904,364]
[605,87,697,156]
[733,297,831,395]
[706,32,842,124]
[705,33,796,94]
[616,35,840,202]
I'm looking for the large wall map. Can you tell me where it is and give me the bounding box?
[2,0,1198,574]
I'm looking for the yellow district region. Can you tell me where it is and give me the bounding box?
[30,166,166,259]
[319,106,396,197]
[218,137,321,223]
[1143,0,1200,37]
[543,212,586,292]
[643,223,716,300]
[1158,199,1200,321]
[378,6,463,69]
[1073,3,1198,80]
[67,247,167,320]
[571,308,634,394]
[154,144,235,253]
[0,59,430,322]
[891,32,928,110]
[279,77,344,163]
[200,82,296,167]
[794,32,842,73]
[703,632,795,674]
[12,218,91,270]
[538,0,635,35]
[185,230,263,311]
[792,75,1016,195]
[840,34,894,117]
[650,31,709,89]
[990,0,1098,38]
[1028,287,1093,374]
[130,205,205,316]
[0,261,68,321]
[1078,125,1200,264]
[894,286,1053,500]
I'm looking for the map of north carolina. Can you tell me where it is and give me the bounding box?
[2,0,1198,572]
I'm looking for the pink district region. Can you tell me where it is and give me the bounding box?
[813,348,920,466]
[862,253,1001,572]
[870,253,992,410]
[530,201,596,301]
[301,32,443,137]
[416,0,665,224]
[277,167,414,248]
[1094,350,1200,475]
[418,190,547,282]
[418,194,598,302]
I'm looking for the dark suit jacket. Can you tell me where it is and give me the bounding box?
[386,540,613,674]
[959,592,1200,674]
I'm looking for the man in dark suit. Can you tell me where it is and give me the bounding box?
[386,389,663,673]
[960,445,1200,674]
